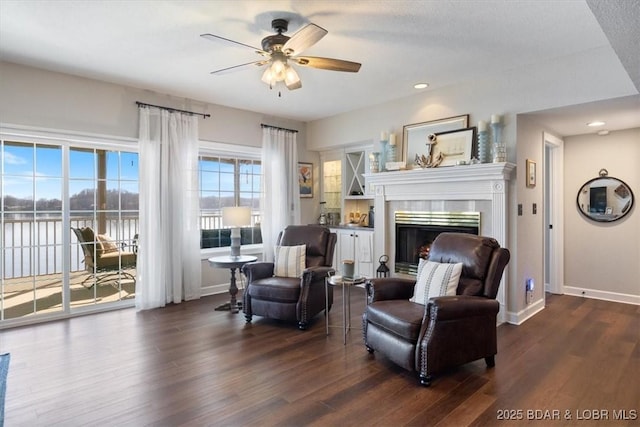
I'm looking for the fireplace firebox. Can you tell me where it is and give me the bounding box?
[395,211,480,275]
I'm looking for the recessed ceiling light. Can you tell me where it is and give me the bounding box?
[414,83,429,89]
[587,121,606,127]
[597,130,610,136]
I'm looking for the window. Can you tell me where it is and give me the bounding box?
[199,153,262,249]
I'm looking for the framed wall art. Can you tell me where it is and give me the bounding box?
[526,159,536,188]
[298,162,313,198]
[402,114,469,169]
[431,127,477,167]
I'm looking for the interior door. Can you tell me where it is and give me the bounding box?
[544,132,564,296]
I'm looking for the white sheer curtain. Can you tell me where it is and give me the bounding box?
[261,127,300,262]
[136,107,201,310]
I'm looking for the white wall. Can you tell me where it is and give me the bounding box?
[563,128,640,302]
[514,116,549,320]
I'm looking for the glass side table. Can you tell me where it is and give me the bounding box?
[325,274,366,344]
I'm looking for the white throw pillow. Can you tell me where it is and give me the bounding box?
[410,260,463,305]
[274,244,306,278]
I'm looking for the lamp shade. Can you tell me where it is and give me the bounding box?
[222,206,251,228]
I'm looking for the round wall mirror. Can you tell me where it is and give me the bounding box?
[577,170,634,222]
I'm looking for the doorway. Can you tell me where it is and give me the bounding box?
[544,132,564,296]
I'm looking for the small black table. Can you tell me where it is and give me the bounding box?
[207,255,257,313]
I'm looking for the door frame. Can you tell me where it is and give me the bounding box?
[544,132,564,295]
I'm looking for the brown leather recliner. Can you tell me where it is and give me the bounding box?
[363,232,510,386]
[242,225,337,330]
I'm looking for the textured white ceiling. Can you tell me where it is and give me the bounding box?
[0,0,638,133]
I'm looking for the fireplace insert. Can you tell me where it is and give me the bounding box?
[394,211,480,275]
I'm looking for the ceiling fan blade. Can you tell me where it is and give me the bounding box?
[293,56,361,72]
[200,33,268,55]
[210,60,269,75]
[282,23,328,55]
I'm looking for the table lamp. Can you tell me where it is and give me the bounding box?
[222,206,251,258]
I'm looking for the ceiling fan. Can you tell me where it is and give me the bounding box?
[201,18,361,91]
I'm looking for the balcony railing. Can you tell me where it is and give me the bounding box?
[2,216,139,280]
[2,213,261,279]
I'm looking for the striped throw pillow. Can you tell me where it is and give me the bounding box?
[274,245,306,278]
[410,260,463,305]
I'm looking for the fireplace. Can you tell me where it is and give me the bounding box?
[365,163,514,322]
[395,211,480,275]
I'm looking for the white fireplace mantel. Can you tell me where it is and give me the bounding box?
[365,162,515,188]
[365,162,515,321]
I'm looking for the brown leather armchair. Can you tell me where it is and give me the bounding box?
[362,232,510,386]
[242,225,337,330]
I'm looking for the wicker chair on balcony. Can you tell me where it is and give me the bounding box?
[71,227,137,288]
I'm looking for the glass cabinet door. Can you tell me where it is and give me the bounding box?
[321,156,341,225]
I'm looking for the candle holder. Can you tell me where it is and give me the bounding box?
[477,129,490,163]
[379,139,389,172]
[491,122,506,163]
[369,152,380,173]
[387,143,397,163]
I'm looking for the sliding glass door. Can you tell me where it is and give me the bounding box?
[1,137,139,324]
[1,141,64,319]
[68,147,139,309]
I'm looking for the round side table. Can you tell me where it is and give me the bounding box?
[325,274,366,344]
[207,255,257,313]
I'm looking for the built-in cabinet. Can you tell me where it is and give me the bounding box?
[322,144,376,278]
[331,227,375,278]
[320,144,375,227]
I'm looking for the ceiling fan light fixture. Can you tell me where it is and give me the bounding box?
[261,67,275,85]
[284,65,301,90]
[271,59,286,80]
[262,60,288,86]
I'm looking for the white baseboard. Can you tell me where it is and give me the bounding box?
[563,286,640,306]
[505,298,545,325]
[201,283,240,297]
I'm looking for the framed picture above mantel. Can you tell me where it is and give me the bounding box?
[402,115,469,169]
[431,127,477,167]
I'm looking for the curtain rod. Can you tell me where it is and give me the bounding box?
[136,101,211,119]
[261,123,298,133]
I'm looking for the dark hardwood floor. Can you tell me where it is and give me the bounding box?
[2,289,638,426]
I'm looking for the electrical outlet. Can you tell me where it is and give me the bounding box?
[526,278,534,304]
